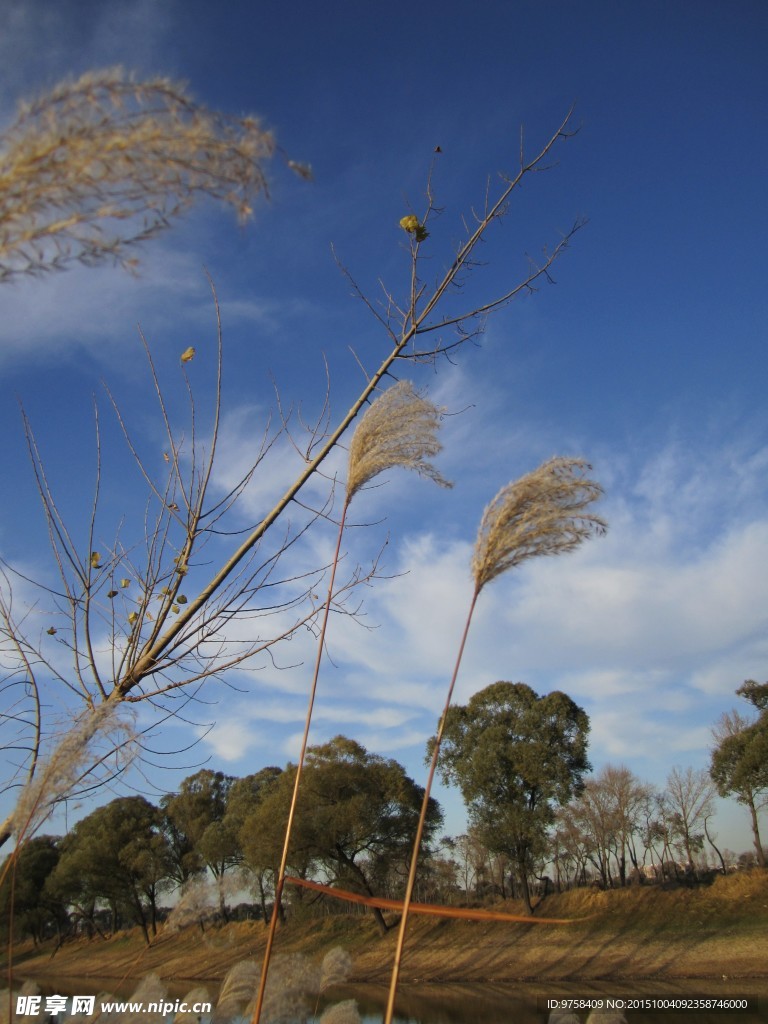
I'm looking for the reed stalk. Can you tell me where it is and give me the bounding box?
[251,382,450,1024]
[384,457,606,1023]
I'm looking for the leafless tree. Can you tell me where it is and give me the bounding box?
[664,766,716,873]
[0,78,584,852]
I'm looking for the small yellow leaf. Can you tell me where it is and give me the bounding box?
[90,551,102,569]
[120,578,131,588]
[163,451,170,462]
[47,626,57,636]
[399,214,419,233]
[128,611,138,625]
[107,590,118,599]
[167,502,179,512]
[171,604,180,614]
[180,346,196,364]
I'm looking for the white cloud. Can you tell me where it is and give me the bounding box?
[192,424,768,791]
[0,0,174,110]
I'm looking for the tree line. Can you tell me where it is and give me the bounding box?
[0,736,441,945]
[2,679,764,946]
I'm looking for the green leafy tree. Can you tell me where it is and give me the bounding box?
[223,768,282,923]
[432,681,590,914]
[162,769,240,918]
[0,835,67,944]
[47,796,171,943]
[711,681,768,868]
[243,736,442,935]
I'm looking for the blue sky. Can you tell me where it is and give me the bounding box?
[1,0,767,857]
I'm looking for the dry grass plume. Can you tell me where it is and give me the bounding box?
[471,456,606,593]
[346,380,452,500]
[0,68,275,280]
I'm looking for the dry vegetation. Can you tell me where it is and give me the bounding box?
[7,872,767,991]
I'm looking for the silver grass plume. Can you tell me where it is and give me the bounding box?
[346,380,452,500]
[472,456,606,593]
[10,701,136,842]
[320,1002,362,1024]
[263,953,318,1024]
[174,988,211,1024]
[215,961,260,1022]
[122,976,166,1024]
[0,982,39,1024]
[0,67,275,281]
[252,382,449,1024]
[319,947,354,991]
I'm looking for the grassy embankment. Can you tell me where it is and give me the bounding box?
[5,870,767,989]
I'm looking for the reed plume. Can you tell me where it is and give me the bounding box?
[122,975,166,1024]
[214,961,260,1022]
[173,988,211,1024]
[0,67,275,281]
[384,456,605,1024]
[319,946,354,991]
[7,701,136,846]
[472,456,606,591]
[257,953,317,1024]
[346,380,452,499]
[319,1002,361,1024]
[312,946,355,1020]
[0,981,39,1024]
[252,381,450,1024]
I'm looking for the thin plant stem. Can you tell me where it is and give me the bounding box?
[251,497,350,1024]
[383,586,480,1024]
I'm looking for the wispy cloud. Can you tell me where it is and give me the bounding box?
[195,428,768,801]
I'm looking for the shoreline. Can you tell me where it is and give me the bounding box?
[6,871,768,990]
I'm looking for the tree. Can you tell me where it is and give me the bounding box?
[568,765,652,887]
[0,835,66,944]
[162,770,239,917]
[433,681,590,914]
[224,768,283,923]
[664,766,715,873]
[0,86,583,852]
[243,736,442,935]
[711,681,768,868]
[47,796,171,943]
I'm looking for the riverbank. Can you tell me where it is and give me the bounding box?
[6,870,767,988]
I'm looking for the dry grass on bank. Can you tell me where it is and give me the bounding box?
[5,871,767,989]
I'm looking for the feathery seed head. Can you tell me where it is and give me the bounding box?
[319,1002,362,1024]
[319,947,354,991]
[346,381,452,501]
[10,701,137,842]
[0,67,276,281]
[471,456,606,593]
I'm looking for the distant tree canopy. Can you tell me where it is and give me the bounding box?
[711,680,768,868]
[0,835,66,944]
[241,735,443,934]
[47,796,170,943]
[432,681,590,914]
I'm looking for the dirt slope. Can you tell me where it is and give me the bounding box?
[6,871,767,989]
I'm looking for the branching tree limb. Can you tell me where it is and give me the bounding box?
[0,99,583,850]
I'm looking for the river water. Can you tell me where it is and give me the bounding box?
[336,980,764,1023]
